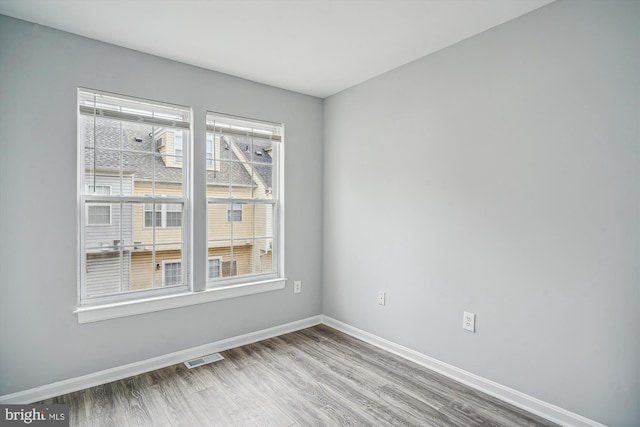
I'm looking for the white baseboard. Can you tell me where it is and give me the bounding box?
[0,315,322,404]
[0,313,606,427]
[321,315,605,427]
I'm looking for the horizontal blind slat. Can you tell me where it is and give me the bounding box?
[206,124,281,141]
[80,105,190,129]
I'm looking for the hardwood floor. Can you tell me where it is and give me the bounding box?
[40,325,558,426]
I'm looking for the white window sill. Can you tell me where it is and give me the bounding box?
[74,278,286,323]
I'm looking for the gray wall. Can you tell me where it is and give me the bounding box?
[323,1,639,426]
[0,15,323,395]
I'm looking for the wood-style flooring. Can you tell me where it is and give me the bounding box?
[40,325,559,426]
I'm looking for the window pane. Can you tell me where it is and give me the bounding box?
[85,251,131,298]
[227,203,243,223]
[166,202,182,227]
[80,89,190,303]
[205,241,237,284]
[128,152,184,196]
[253,203,274,239]
[81,116,159,165]
[207,203,231,241]
[251,137,274,200]
[253,238,274,274]
[208,258,221,279]
[144,203,162,228]
[163,261,182,286]
[85,203,125,250]
[88,205,111,225]
[130,245,182,290]
[205,113,281,287]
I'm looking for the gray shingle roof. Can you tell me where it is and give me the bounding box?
[231,135,273,189]
[84,117,254,186]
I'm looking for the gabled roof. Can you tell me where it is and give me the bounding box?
[84,117,253,185]
[230,135,273,190]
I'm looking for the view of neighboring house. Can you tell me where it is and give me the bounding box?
[82,115,275,298]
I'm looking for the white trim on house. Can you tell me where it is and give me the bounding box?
[321,316,606,427]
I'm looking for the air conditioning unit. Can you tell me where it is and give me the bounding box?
[156,138,164,150]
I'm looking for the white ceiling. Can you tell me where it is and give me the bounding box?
[0,0,554,98]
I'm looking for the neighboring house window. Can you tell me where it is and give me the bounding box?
[79,88,190,305]
[87,185,111,225]
[174,130,183,163]
[208,257,221,279]
[144,197,182,228]
[206,134,214,166]
[144,202,162,227]
[162,260,182,286]
[206,112,282,285]
[166,203,182,227]
[227,203,243,222]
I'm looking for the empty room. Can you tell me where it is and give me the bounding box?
[0,0,638,426]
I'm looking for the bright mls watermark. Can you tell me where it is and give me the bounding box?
[1,405,68,426]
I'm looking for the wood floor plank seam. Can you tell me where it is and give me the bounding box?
[39,326,559,427]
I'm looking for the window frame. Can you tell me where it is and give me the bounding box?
[86,184,112,226]
[207,256,222,280]
[226,203,243,222]
[77,88,191,308]
[162,259,183,286]
[144,197,183,229]
[205,112,284,289]
[75,89,287,323]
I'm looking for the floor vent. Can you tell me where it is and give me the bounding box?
[184,353,224,369]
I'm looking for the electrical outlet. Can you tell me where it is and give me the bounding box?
[293,280,301,294]
[463,311,475,332]
[378,291,385,306]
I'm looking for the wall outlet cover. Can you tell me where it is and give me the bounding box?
[463,311,475,332]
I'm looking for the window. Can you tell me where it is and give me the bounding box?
[206,134,214,166]
[206,112,282,287]
[144,198,182,228]
[79,88,190,305]
[227,203,243,222]
[166,203,182,227]
[144,203,162,228]
[87,185,111,226]
[208,257,221,279]
[174,130,183,163]
[162,260,182,286]
[76,88,285,323]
